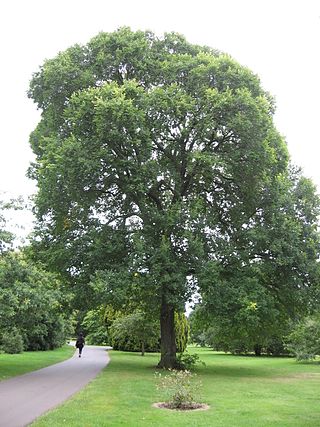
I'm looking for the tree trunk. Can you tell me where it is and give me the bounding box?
[254,344,262,356]
[157,298,177,368]
[141,341,145,356]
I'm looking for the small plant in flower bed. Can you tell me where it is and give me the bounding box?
[155,369,205,410]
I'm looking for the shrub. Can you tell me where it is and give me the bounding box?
[25,316,70,351]
[109,310,189,354]
[285,316,320,361]
[1,328,24,354]
[176,351,205,370]
[110,312,160,354]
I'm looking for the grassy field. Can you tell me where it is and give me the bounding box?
[0,345,75,381]
[31,347,320,427]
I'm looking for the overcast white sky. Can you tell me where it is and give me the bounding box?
[1,0,319,204]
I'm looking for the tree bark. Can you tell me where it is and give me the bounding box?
[157,298,177,368]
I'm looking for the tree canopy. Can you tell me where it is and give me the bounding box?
[28,27,317,367]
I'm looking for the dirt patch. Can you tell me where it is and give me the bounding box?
[152,402,210,411]
[292,373,320,379]
[272,373,320,383]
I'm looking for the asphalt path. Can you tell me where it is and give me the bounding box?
[0,344,111,427]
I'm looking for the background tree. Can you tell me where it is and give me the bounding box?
[80,307,110,345]
[0,252,71,352]
[28,28,293,367]
[0,197,15,253]
[175,312,190,353]
[192,167,320,355]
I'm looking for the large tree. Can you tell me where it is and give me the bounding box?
[28,28,289,367]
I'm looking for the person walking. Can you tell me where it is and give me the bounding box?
[75,332,85,358]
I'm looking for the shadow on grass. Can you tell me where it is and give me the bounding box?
[196,363,274,379]
[107,350,160,373]
[108,350,276,381]
[108,349,320,385]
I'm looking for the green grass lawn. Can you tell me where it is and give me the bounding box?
[0,344,75,381]
[31,347,320,427]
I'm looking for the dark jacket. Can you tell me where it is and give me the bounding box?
[75,336,85,348]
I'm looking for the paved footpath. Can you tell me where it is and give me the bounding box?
[0,345,111,427]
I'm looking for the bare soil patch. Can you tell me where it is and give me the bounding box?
[152,402,210,411]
